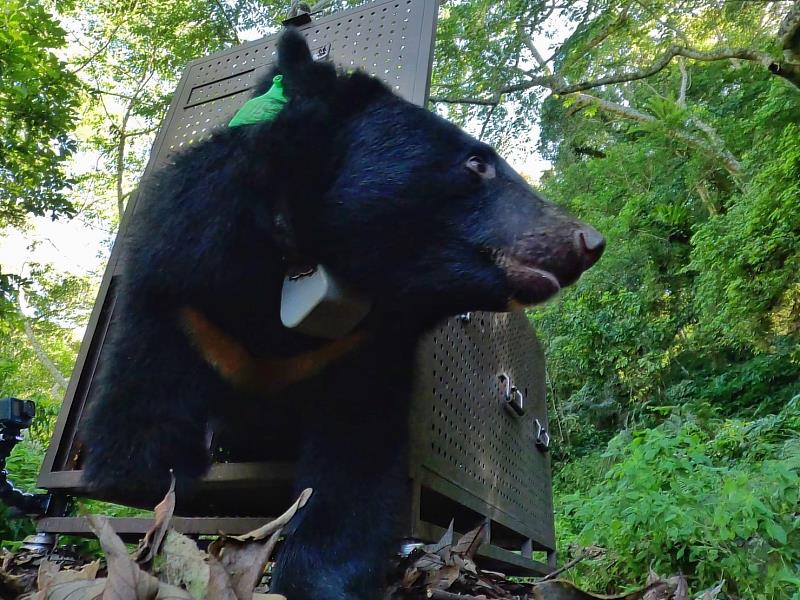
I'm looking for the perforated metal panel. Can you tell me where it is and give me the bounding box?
[38,0,555,575]
[412,312,553,547]
[153,0,434,169]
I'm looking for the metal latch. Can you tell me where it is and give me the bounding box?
[498,373,524,417]
[535,419,550,452]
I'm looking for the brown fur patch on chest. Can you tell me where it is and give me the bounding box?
[179,307,365,394]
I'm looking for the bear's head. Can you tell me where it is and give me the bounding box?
[260,29,604,324]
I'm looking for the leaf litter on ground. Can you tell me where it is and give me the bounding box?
[3,484,724,600]
[15,481,304,600]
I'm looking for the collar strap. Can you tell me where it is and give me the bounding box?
[180,307,367,394]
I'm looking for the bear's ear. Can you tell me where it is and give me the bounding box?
[277,27,336,99]
[278,27,313,72]
[337,71,392,110]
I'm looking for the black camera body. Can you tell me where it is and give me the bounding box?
[0,397,35,432]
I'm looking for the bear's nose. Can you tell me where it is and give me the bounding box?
[574,226,606,268]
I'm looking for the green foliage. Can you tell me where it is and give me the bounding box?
[533,75,800,460]
[691,103,800,351]
[527,4,800,595]
[432,0,542,150]
[0,267,92,438]
[556,398,800,597]
[0,0,82,308]
[0,266,94,541]
[0,0,81,226]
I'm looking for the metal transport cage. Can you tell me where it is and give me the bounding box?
[36,0,556,574]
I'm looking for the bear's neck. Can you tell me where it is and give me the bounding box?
[186,257,427,397]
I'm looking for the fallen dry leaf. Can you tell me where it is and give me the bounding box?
[34,559,101,598]
[35,579,107,599]
[397,521,496,598]
[88,514,159,599]
[533,579,677,600]
[134,474,176,566]
[206,559,290,600]
[1,548,14,571]
[424,520,454,560]
[35,560,60,593]
[412,552,445,572]
[427,564,460,590]
[208,489,312,599]
[697,580,724,600]
[210,530,281,600]
[2,570,30,598]
[205,555,238,600]
[34,577,192,600]
[672,574,689,600]
[451,522,489,559]
[229,488,312,542]
[11,485,711,600]
[451,554,478,576]
[477,569,506,579]
[87,514,191,600]
[400,566,422,589]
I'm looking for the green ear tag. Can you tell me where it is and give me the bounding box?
[228,75,288,128]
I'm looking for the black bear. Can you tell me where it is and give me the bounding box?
[81,28,604,600]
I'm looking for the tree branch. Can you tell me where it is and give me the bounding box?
[555,45,780,94]
[540,546,605,582]
[478,102,499,141]
[70,22,125,75]
[115,64,156,219]
[429,96,500,107]
[116,112,133,220]
[570,93,743,177]
[631,0,692,45]
[125,126,159,138]
[429,76,553,106]
[436,26,746,180]
[435,85,741,177]
[559,1,633,72]
[18,291,68,395]
[86,88,138,101]
[311,0,336,11]
[677,57,689,108]
[518,22,550,71]
[212,0,240,44]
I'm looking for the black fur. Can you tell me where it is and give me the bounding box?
[80,28,603,600]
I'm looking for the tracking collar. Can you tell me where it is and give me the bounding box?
[229,75,372,339]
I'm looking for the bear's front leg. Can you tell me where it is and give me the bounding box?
[80,310,220,502]
[271,389,410,600]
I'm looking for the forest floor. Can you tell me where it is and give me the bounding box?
[0,486,720,600]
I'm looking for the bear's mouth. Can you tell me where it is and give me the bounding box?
[494,253,562,306]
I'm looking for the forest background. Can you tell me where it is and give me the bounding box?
[1,0,799,597]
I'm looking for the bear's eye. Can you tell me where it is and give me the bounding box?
[465,156,496,180]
